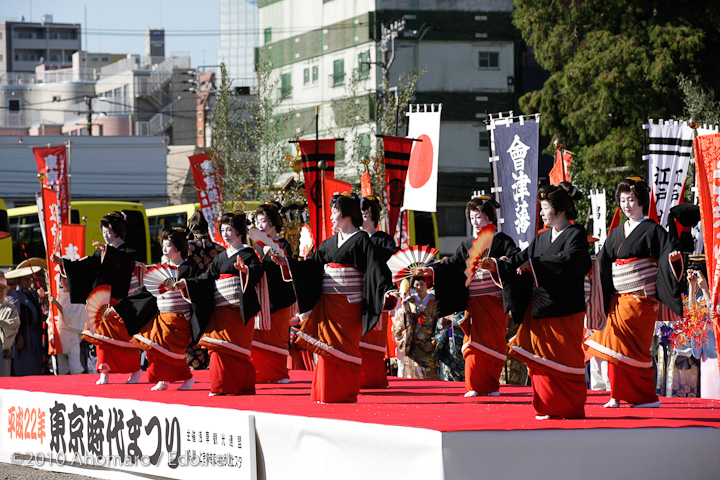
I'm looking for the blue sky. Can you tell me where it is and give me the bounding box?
[1,0,220,67]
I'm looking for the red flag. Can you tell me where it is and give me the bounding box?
[321,177,352,242]
[648,186,659,223]
[40,187,62,355]
[188,153,224,243]
[360,171,373,197]
[297,139,336,245]
[694,132,720,376]
[548,149,573,186]
[60,224,85,260]
[608,208,622,233]
[382,135,414,237]
[34,145,69,225]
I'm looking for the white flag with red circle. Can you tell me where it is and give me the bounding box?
[402,104,442,213]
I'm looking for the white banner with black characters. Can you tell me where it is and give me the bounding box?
[643,119,693,228]
[488,114,540,250]
[589,189,607,254]
[0,390,256,480]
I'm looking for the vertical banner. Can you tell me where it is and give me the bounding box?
[297,139,336,246]
[589,189,607,253]
[488,115,539,250]
[322,178,352,242]
[382,135,414,237]
[393,211,410,249]
[643,119,693,228]
[34,145,69,225]
[693,132,720,376]
[360,171,373,197]
[61,224,85,260]
[40,188,62,355]
[548,149,573,186]
[403,105,442,213]
[188,153,224,243]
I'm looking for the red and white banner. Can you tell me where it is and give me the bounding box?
[548,149,573,186]
[39,188,62,355]
[360,171,373,197]
[403,105,442,213]
[382,135,414,237]
[693,132,720,376]
[297,139,336,245]
[321,177,352,243]
[33,145,69,225]
[393,211,410,249]
[60,224,85,261]
[188,153,224,243]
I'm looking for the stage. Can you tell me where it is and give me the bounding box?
[1,370,719,479]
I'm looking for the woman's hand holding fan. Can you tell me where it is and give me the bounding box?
[464,224,495,287]
[386,245,439,284]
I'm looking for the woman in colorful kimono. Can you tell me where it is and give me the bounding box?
[273,194,394,403]
[419,196,518,395]
[358,196,399,388]
[250,203,296,384]
[56,212,142,385]
[117,228,199,391]
[179,212,264,395]
[585,177,683,408]
[482,182,591,419]
[393,275,438,379]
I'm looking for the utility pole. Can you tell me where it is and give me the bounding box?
[84,95,94,136]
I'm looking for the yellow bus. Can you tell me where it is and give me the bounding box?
[0,199,11,268]
[146,202,262,264]
[7,201,151,265]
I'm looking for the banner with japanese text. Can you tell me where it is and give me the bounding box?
[297,139,336,246]
[403,105,441,213]
[0,389,256,480]
[39,188,62,355]
[643,119,693,228]
[382,135,414,238]
[589,189,607,253]
[188,153,224,244]
[34,145,69,225]
[488,115,539,250]
[693,132,720,377]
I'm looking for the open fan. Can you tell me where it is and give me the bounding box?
[143,264,179,297]
[85,285,112,334]
[464,224,495,287]
[248,228,284,257]
[386,245,438,284]
[299,224,314,259]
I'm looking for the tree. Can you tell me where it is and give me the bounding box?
[513,0,720,193]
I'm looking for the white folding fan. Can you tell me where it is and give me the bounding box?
[298,224,314,259]
[85,285,112,334]
[386,245,438,284]
[248,228,284,257]
[143,264,179,297]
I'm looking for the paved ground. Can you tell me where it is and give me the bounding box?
[0,463,101,480]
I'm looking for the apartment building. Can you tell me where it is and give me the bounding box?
[217,0,259,88]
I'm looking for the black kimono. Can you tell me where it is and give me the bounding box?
[64,242,136,303]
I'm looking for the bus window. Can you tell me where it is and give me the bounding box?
[0,199,12,267]
[9,213,46,264]
[124,210,148,265]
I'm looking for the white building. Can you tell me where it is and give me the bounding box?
[217,0,259,88]
[259,0,521,254]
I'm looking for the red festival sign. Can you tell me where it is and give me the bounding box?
[382,135,414,237]
[40,187,62,355]
[297,139,336,245]
[188,153,224,243]
[34,145,69,225]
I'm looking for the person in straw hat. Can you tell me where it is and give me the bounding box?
[0,272,20,376]
[5,264,45,376]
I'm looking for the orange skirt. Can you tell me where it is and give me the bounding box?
[358,311,389,389]
[463,296,508,394]
[252,306,292,383]
[85,310,141,374]
[198,305,254,360]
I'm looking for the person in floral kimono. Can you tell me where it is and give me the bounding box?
[393,276,438,379]
[434,311,466,381]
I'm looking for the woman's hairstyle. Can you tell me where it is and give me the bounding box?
[255,202,284,233]
[161,227,190,259]
[538,181,583,220]
[220,211,249,243]
[615,177,650,214]
[330,193,363,228]
[100,211,127,239]
[188,210,209,235]
[466,195,500,225]
[361,196,382,227]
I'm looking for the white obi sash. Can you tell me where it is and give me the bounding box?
[467,268,502,297]
[612,257,658,296]
[321,264,363,304]
[214,275,244,307]
[157,289,192,319]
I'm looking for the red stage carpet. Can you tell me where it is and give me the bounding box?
[1,369,718,430]
[1,370,720,480]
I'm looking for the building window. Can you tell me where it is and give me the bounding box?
[264,27,272,45]
[8,99,21,114]
[357,51,370,80]
[437,206,468,237]
[280,73,292,97]
[312,65,318,83]
[479,131,489,149]
[478,51,499,69]
[331,59,345,87]
[303,68,310,85]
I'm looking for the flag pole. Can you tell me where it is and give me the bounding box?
[67,140,72,223]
